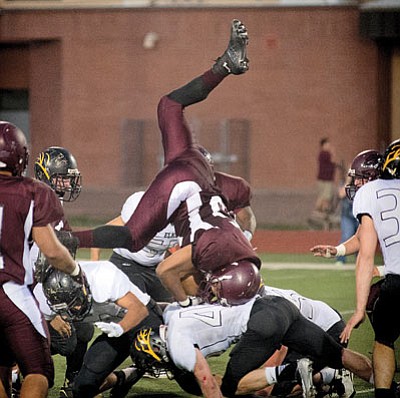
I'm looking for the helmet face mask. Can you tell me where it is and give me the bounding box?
[345,149,383,200]
[0,121,29,176]
[42,268,92,321]
[34,146,82,202]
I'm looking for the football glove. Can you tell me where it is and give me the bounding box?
[95,322,124,338]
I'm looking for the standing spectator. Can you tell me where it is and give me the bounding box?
[314,137,337,215]
[340,139,400,398]
[0,121,84,398]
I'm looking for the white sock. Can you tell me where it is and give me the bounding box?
[265,367,278,385]
[265,364,289,385]
[320,367,335,384]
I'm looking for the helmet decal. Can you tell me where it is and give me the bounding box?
[134,328,162,362]
[382,143,400,177]
[35,151,52,181]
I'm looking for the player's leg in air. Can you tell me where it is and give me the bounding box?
[158,19,250,165]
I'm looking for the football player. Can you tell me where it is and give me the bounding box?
[73,19,261,307]
[90,191,179,303]
[0,121,83,398]
[131,292,373,398]
[341,139,400,398]
[32,146,94,398]
[310,149,383,269]
[41,260,163,398]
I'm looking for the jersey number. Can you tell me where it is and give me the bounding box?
[377,188,400,247]
[179,307,222,327]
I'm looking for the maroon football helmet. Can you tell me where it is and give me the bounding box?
[0,121,29,176]
[345,149,383,200]
[200,260,261,306]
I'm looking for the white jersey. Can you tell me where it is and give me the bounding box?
[261,286,341,331]
[114,191,180,266]
[34,260,151,323]
[353,179,400,275]
[163,298,256,372]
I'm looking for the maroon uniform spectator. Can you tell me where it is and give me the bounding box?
[315,137,337,214]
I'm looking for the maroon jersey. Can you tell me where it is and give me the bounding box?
[317,150,335,181]
[125,94,260,271]
[0,174,64,285]
[214,171,252,214]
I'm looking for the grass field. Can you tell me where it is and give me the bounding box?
[47,255,389,398]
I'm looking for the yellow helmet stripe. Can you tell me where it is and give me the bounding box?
[135,328,161,362]
[35,152,51,180]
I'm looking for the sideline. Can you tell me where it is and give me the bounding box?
[261,262,356,270]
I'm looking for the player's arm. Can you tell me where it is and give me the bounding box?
[114,291,149,333]
[95,291,149,338]
[193,349,223,398]
[32,224,78,275]
[156,245,197,304]
[340,215,377,343]
[235,206,257,240]
[310,227,360,258]
[90,215,125,260]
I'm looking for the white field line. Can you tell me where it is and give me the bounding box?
[262,262,356,270]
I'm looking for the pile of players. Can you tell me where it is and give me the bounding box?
[1,17,399,398]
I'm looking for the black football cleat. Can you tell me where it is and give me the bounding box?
[213,19,249,75]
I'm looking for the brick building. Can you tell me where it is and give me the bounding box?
[0,0,399,225]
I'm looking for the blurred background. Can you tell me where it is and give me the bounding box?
[0,0,399,229]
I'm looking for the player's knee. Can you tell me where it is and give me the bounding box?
[76,322,95,343]
[73,374,99,398]
[375,339,395,349]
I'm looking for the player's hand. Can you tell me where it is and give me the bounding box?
[310,245,337,258]
[51,315,72,338]
[340,310,365,344]
[95,322,124,338]
[71,263,90,295]
[178,296,203,307]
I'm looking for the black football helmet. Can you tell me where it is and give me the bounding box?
[0,121,29,176]
[34,146,81,202]
[131,327,171,377]
[381,139,400,180]
[345,149,383,200]
[199,260,261,306]
[42,267,92,321]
